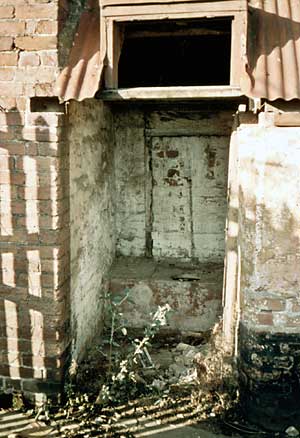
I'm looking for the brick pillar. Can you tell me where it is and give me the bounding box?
[236,113,300,430]
[0,0,70,404]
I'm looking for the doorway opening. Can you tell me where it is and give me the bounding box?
[108,103,234,332]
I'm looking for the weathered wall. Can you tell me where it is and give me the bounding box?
[68,99,115,363]
[114,106,232,261]
[236,112,300,429]
[238,114,300,332]
[0,0,70,402]
[114,109,146,256]
[110,257,223,332]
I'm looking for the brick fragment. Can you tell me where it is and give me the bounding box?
[286,317,300,328]
[292,302,300,313]
[264,299,286,312]
[257,312,273,326]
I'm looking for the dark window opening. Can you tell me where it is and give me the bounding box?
[118,18,232,88]
[30,97,64,113]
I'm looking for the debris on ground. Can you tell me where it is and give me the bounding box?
[0,312,268,438]
[286,426,300,437]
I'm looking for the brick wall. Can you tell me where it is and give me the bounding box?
[0,0,70,403]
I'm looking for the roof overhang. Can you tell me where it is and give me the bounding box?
[56,0,300,103]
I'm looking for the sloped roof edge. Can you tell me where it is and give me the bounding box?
[56,0,105,102]
[244,0,300,101]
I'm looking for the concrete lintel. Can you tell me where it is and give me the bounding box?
[99,86,243,101]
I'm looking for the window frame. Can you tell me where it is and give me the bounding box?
[101,0,247,98]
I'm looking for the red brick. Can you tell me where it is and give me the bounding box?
[24,143,38,155]
[0,130,14,141]
[10,200,25,214]
[0,111,24,126]
[0,22,25,36]
[0,156,14,170]
[15,4,57,19]
[16,156,60,171]
[0,365,33,379]
[36,20,58,35]
[18,52,40,67]
[0,36,13,50]
[15,66,55,83]
[0,67,15,81]
[0,142,24,154]
[15,35,57,50]
[22,127,62,142]
[0,6,14,18]
[0,230,39,243]
[17,185,54,200]
[257,312,273,326]
[264,299,285,312]
[0,51,18,66]
[11,171,26,185]
[0,183,18,198]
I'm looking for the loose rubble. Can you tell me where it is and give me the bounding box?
[286,426,300,437]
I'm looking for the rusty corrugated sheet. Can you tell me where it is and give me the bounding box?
[56,0,105,102]
[245,0,300,101]
[102,0,209,4]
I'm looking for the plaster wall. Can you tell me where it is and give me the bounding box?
[69,99,115,362]
[114,109,146,256]
[238,116,300,331]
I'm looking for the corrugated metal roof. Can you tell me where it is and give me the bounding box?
[57,0,300,102]
[56,0,105,102]
[245,0,300,101]
[102,0,216,4]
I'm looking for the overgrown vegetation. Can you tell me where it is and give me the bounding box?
[3,290,242,437]
[39,290,239,437]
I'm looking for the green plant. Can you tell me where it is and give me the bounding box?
[96,289,171,405]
